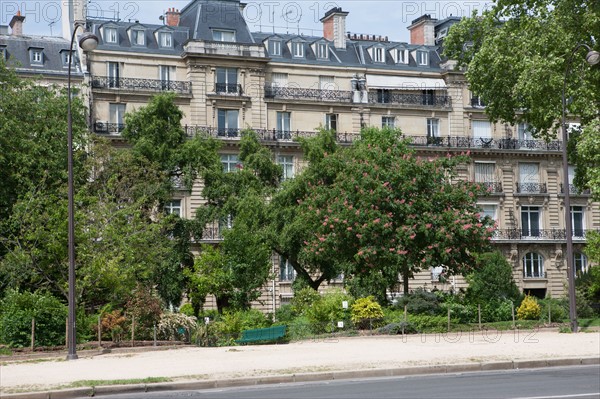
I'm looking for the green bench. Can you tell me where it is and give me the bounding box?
[236,325,286,345]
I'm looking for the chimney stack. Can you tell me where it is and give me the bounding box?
[165,8,181,27]
[9,10,25,36]
[407,14,437,45]
[320,7,349,49]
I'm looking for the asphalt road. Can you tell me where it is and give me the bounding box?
[94,365,600,399]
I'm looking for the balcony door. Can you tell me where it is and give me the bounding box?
[521,206,540,237]
[217,109,239,136]
[216,67,238,94]
[519,163,540,193]
[107,62,120,88]
[571,206,584,237]
[159,65,175,90]
[472,120,492,147]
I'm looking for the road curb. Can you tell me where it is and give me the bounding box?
[2,357,598,398]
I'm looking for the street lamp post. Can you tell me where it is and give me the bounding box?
[66,24,98,360]
[561,43,599,334]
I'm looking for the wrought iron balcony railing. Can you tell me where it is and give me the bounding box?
[94,121,125,134]
[516,183,547,194]
[560,184,591,195]
[91,76,192,94]
[183,126,359,144]
[368,91,451,107]
[214,83,243,95]
[265,86,353,102]
[477,181,503,194]
[406,136,562,151]
[492,229,593,240]
[198,224,224,241]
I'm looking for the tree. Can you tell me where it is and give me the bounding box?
[187,130,280,313]
[465,252,521,304]
[295,127,494,302]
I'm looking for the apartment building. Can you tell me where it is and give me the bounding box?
[3,0,597,310]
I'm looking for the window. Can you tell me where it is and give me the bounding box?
[271,72,288,88]
[219,214,234,234]
[518,163,541,193]
[316,43,329,59]
[472,120,492,147]
[278,155,294,181]
[104,27,118,43]
[373,47,385,63]
[221,154,240,173]
[108,103,126,134]
[479,204,497,222]
[280,258,295,282]
[471,94,485,108]
[158,31,172,47]
[427,118,440,138]
[217,109,239,137]
[165,200,181,217]
[319,75,335,90]
[30,49,43,64]
[216,67,238,94]
[130,29,145,46]
[276,112,291,139]
[523,253,544,278]
[159,65,176,90]
[422,89,435,105]
[395,48,408,64]
[325,114,337,132]
[269,40,281,56]
[571,206,584,237]
[61,50,74,67]
[417,50,428,65]
[107,62,120,88]
[292,42,304,58]
[382,116,395,128]
[574,253,588,275]
[521,206,541,237]
[376,89,391,103]
[212,29,236,42]
[475,162,497,192]
[431,266,444,282]
[518,123,536,149]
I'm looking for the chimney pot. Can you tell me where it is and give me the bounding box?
[165,8,181,27]
[9,11,25,36]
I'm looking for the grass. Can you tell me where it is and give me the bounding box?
[579,318,600,327]
[68,377,172,388]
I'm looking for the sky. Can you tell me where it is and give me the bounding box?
[0,0,492,42]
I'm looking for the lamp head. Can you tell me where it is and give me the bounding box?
[585,50,600,66]
[78,32,99,51]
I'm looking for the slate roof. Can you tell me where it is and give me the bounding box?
[0,34,83,78]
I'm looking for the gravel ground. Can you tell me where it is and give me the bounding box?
[1,329,599,394]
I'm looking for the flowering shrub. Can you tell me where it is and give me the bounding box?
[157,312,197,341]
[351,296,384,329]
[517,295,541,320]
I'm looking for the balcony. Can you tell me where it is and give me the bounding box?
[198,223,224,242]
[184,126,359,144]
[516,183,547,194]
[478,181,503,194]
[94,121,125,134]
[406,136,562,151]
[214,83,243,95]
[368,91,451,107]
[560,184,591,195]
[265,86,353,103]
[492,229,594,240]
[184,41,266,58]
[91,76,192,94]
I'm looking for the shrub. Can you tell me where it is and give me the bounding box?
[441,302,477,324]
[179,303,195,317]
[101,309,127,342]
[286,315,314,341]
[378,321,417,335]
[290,287,321,316]
[306,290,353,333]
[517,295,541,320]
[208,309,271,346]
[407,314,453,333]
[275,304,297,324]
[0,290,67,348]
[351,296,384,329]
[157,312,197,341]
[394,288,441,315]
[538,298,568,322]
[466,252,521,304]
[125,285,163,340]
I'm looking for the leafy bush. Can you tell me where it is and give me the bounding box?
[157,312,197,341]
[466,252,521,305]
[275,304,297,324]
[0,290,67,348]
[101,309,127,342]
[125,285,163,340]
[306,290,353,333]
[286,315,314,341]
[440,301,477,324]
[407,314,452,333]
[394,288,441,315]
[207,309,272,346]
[179,303,195,317]
[483,300,514,322]
[378,321,417,335]
[351,296,384,329]
[291,287,321,316]
[517,295,541,320]
[538,298,568,322]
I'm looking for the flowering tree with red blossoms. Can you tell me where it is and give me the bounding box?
[296,127,495,302]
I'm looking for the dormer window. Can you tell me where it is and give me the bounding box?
[60,50,75,67]
[292,42,304,58]
[268,40,281,56]
[158,31,172,47]
[0,46,6,61]
[104,27,118,44]
[394,48,408,64]
[29,48,43,65]
[373,47,385,63]
[316,43,329,59]
[130,29,145,46]
[417,50,429,66]
[212,29,235,42]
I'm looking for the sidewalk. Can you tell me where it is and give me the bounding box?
[1,329,599,398]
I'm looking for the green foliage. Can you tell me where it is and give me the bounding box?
[274,304,297,324]
[179,303,195,317]
[306,290,354,333]
[125,285,163,340]
[286,315,314,341]
[351,296,384,329]
[378,321,417,335]
[0,290,67,347]
[517,295,542,320]
[407,314,452,333]
[441,301,477,324]
[538,298,569,322]
[466,252,521,304]
[207,309,271,346]
[394,288,441,316]
[290,287,321,316]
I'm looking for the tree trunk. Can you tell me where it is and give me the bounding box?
[216,295,230,314]
[403,273,410,295]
